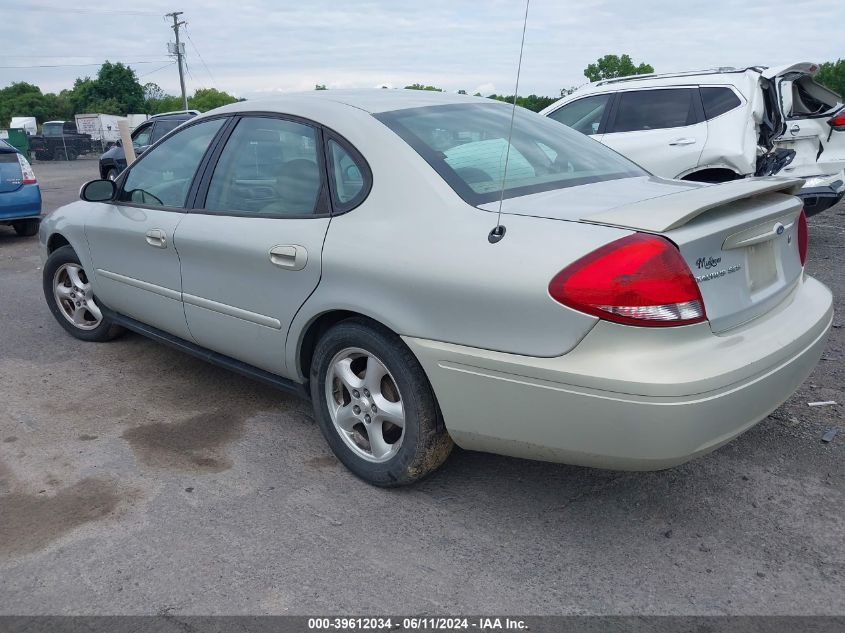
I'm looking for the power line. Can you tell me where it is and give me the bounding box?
[0,61,171,69]
[138,62,177,79]
[184,27,216,88]
[18,4,159,15]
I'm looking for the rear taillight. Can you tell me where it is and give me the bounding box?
[549,233,706,327]
[17,153,36,184]
[828,109,845,131]
[797,209,808,266]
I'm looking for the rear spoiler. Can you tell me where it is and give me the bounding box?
[582,177,805,232]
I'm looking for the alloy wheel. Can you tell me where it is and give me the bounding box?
[325,347,406,463]
[52,263,102,330]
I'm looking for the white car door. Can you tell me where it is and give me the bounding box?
[763,64,845,181]
[600,87,708,179]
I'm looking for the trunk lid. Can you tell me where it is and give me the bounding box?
[487,176,806,333]
[582,177,806,332]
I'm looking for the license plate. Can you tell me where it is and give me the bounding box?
[746,241,777,293]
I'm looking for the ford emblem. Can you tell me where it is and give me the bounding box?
[775,222,785,235]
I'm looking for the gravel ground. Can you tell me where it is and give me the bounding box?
[0,159,843,615]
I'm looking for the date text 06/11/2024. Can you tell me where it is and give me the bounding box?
[307,617,528,630]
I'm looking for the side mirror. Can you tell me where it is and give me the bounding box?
[80,179,117,202]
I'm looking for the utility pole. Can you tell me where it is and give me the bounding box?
[166,11,188,111]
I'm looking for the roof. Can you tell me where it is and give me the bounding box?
[209,89,493,116]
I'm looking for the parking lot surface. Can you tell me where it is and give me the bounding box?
[1,159,843,615]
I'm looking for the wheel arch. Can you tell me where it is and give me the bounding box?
[679,167,745,183]
[47,232,71,254]
[295,309,400,384]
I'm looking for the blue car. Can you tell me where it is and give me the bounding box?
[0,139,42,236]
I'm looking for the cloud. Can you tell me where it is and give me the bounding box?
[2,0,840,100]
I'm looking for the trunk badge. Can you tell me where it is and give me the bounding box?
[775,222,785,235]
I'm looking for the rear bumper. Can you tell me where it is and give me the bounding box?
[798,172,844,216]
[0,184,42,223]
[405,275,833,470]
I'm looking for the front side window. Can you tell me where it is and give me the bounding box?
[42,123,61,137]
[151,119,182,143]
[700,87,742,120]
[376,103,644,205]
[547,94,611,135]
[119,118,225,208]
[131,124,153,147]
[204,117,323,216]
[611,89,696,133]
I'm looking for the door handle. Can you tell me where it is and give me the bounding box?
[145,228,167,249]
[269,245,307,271]
[669,138,697,146]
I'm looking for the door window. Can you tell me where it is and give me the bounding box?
[151,119,182,143]
[700,87,741,120]
[119,118,225,208]
[547,94,611,135]
[204,117,323,216]
[611,89,696,132]
[131,123,153,148]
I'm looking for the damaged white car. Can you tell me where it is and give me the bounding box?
[542,63,845,215]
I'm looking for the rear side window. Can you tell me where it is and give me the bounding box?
[611,89,696,132]
[151,119,182,143]
[327,139,369,210]
[547,94,611,135]
[204,116,324,216]
[700,87,741,119]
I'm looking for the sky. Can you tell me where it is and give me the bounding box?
[2,0,842,100]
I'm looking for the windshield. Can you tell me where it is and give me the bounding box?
[375,102,645,205]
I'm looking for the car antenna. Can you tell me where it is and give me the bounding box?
[488,0,530,245]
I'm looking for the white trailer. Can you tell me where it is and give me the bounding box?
[74,113,124,146]
[9,116,37,135]
[127,114,149,131]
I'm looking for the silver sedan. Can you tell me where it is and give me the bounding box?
[39,90,833,486]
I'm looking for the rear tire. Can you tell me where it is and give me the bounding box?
[104,167,118,181]
[12,219,39,237]
[43,245,124,342]
[310,318,453,487]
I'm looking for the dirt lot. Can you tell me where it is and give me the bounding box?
[0,159,843,615]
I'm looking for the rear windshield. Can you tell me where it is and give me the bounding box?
[375,103,645,205]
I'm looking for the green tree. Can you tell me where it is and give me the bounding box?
[94,61,144,113]
[405,83,443,91]
[188,88,239,112]
[584,54,654,83]
[486,93,558,113]
[816,59,845,98]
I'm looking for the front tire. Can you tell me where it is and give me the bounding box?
[310,318,453,486]
[12,219,39,237]
[43,245,124,342]
[104,167,118,181]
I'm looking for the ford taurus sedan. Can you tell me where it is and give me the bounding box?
[39,91,833,486]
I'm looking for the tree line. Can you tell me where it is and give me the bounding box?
[4,54,844,129]
[0,61,240,128]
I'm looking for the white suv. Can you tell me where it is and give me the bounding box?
[541,63,845,215]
